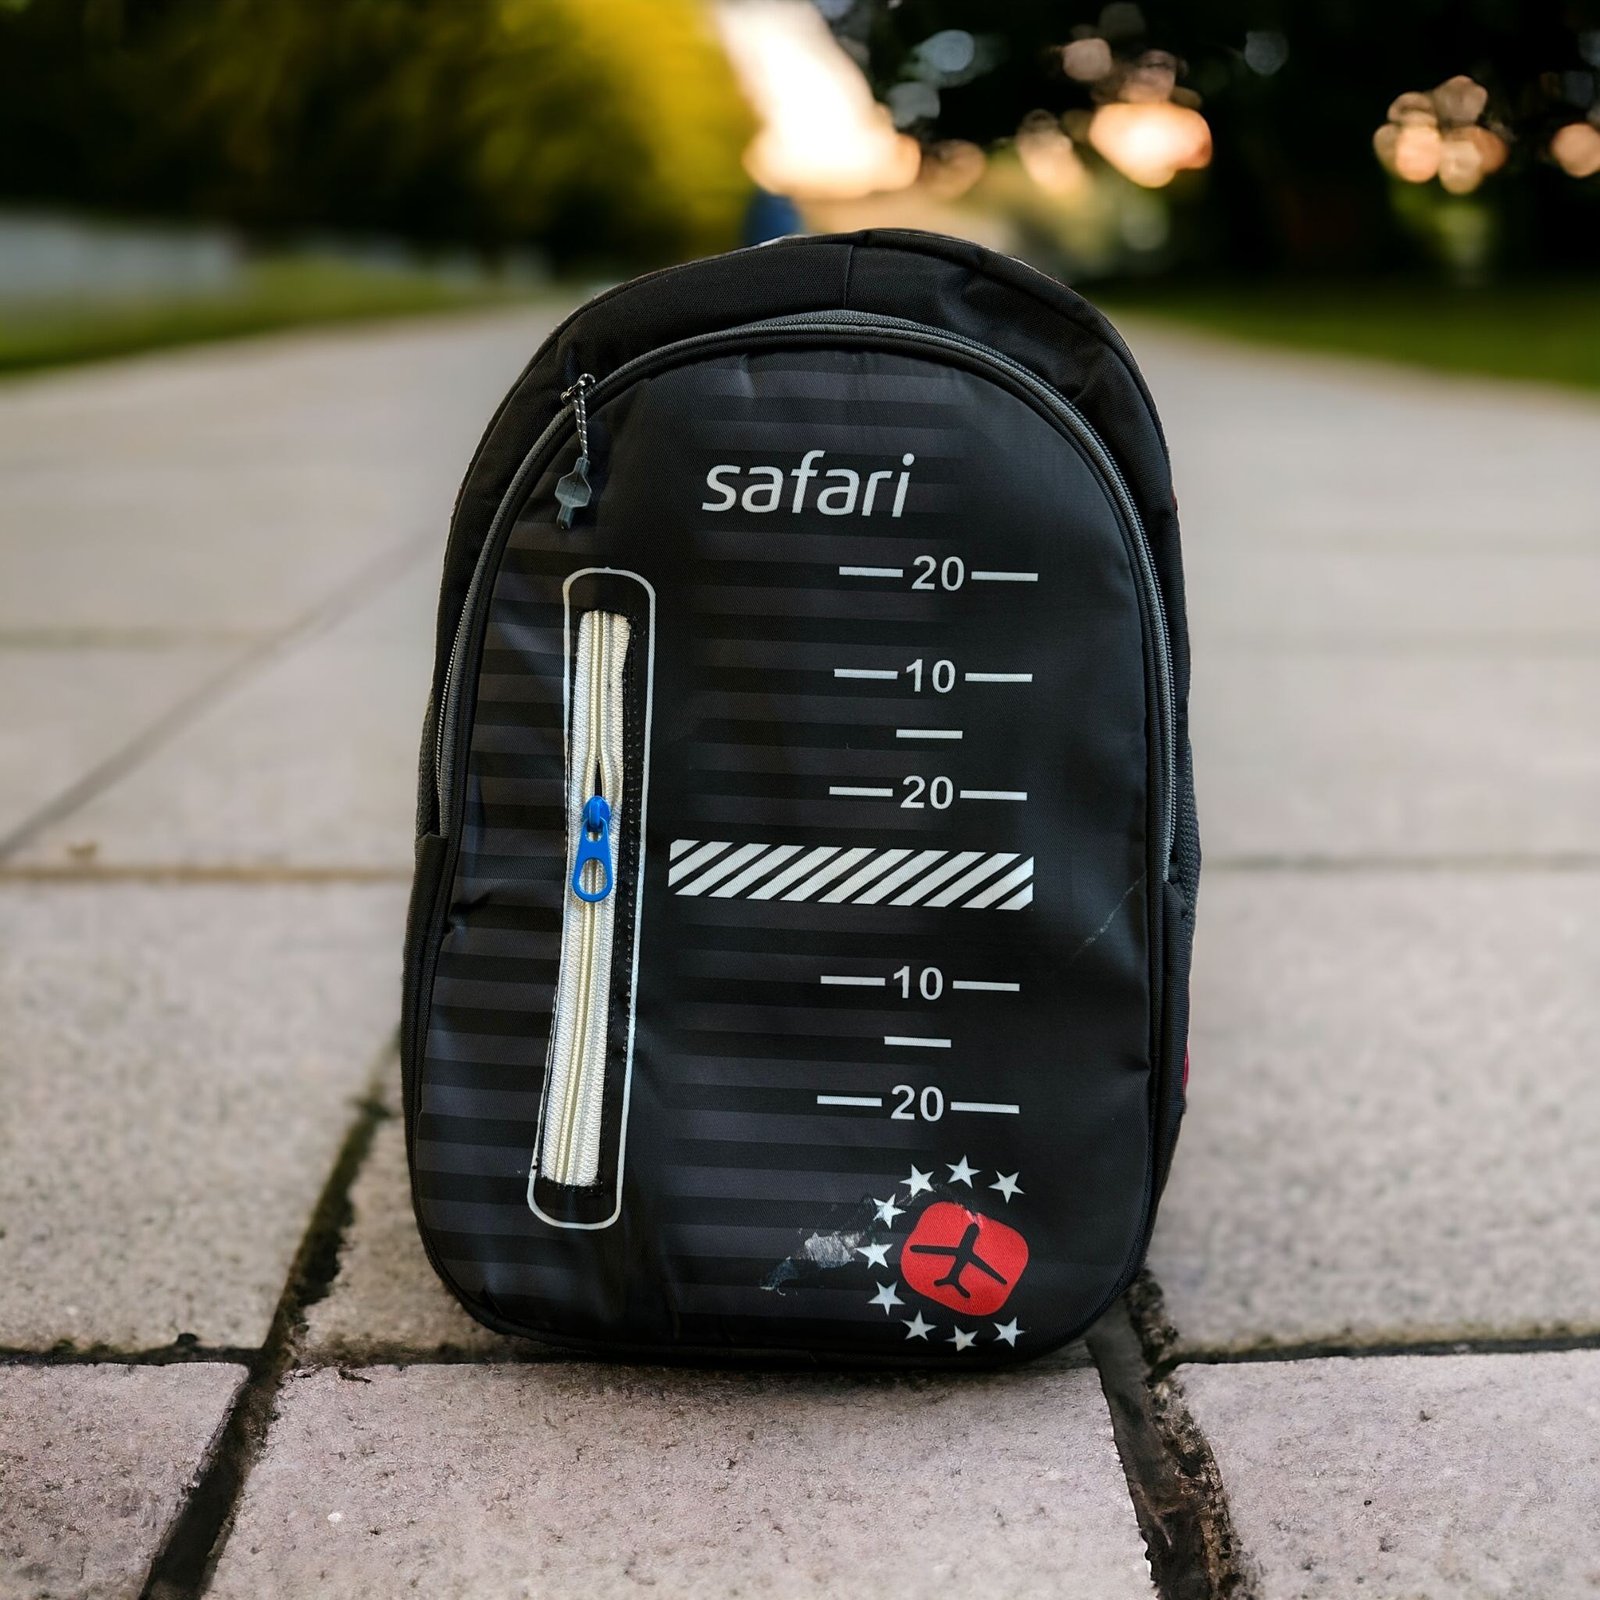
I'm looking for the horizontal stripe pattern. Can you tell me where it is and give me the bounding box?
[411,348,1159,1358]
[669,839,1033,910]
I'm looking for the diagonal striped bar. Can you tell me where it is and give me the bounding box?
[711,843,802,898]
[669,840,1033,910]
[747,846,841,901]
[674,841,772,897]
[890,851,984,907]
[668,840,731,885]
[922,851,1019,908]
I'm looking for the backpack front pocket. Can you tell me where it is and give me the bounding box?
[529,571,654,1227]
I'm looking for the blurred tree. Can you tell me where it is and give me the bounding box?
[0,0,756,267]
[829,0,1600,277]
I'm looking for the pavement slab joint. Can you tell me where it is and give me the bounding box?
[1095,1287,1261,1600]
[136,1068,395,1600]
[0,528,433,865]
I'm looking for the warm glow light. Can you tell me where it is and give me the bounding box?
[1437,136,1481,195]
[1373,76,1506,194]
[1087,101,1211,188]
[1060,37,1113,84]
[1393,123,1442,183]
[1016,114,1090,198]
[919,139,987,199]
[1551,121,1600,179]
[715,0,920,199]
[1432,74,1489,128]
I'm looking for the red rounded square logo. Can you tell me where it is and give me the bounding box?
[899,1201,1029,1316]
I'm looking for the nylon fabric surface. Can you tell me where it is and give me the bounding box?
[413,346,1163,1362]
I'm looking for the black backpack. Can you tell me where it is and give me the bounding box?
[403,229,1198,1365]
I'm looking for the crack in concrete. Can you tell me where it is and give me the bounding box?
[134,1051,396,1600]
[0,627,269,650]
[1090,1284,1262,1600]
[0,530,435,865]
[0,1340,257,1367]
[1205,853,1600,873]
[1149,1328,1600,1382]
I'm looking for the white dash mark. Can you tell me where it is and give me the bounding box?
[820,975,888,987]
[667,840,730,884]
[959,789,1028,802]
[951,980,1021,993]
[950,1100,1021,1115]
[829,785,894,799]
[852,849,946,905]
[964,672,1033,684]
[997,883,1035,912]
[964,858,1035,910]
[817,1094,884,1108]
[711,843,801,899]
[834,668,899,681]
[839,566,904,579]
[675,841,769,897]
[669,838,698,859]
[782,847,873,902]
[923,852,1018,909]
[971,571,1039,583]
[748,846,840,901]
[889,850,982,907]
[895,729,962,740]
[885,1035,951,1049]
[821,848,912,904]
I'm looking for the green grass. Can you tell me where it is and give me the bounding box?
[0,256,540,376]
[1100,282,1600,392]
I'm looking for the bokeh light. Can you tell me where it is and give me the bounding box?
[1372,76,1508,196]
[1016,111,1091,198]
[1551,121,1600,178]
[918,139,988,200]
[1088,100,1211,188]
[715,0,919,200]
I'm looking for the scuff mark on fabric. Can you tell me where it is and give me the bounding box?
[1065,871,1146,968]
[762,1226,868,1292]
[762,1259,800,1293]
[803,1229,863,1267]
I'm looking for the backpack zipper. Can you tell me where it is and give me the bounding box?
[433,314,1176,868]
[536,607,630,1189]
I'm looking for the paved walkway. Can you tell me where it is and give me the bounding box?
[1,307,1596,1600]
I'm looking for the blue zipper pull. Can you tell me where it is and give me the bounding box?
[570,794,613,902]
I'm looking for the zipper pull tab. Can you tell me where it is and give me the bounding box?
[570,793,613,902]
[556,374,595,529]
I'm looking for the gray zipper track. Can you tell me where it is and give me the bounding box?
[434,313,1178,866]
[434,406,571,827]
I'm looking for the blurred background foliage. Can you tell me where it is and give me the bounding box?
[0,0,755,266]
[0,0,1597,379]
[827,0,1600,281]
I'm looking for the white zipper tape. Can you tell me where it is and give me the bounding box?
[538,608,628,1189]
[529,570,656,1228]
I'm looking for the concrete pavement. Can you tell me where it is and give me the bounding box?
[1,307,1596,1598]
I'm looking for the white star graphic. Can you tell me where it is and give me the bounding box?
[947,1155,978,1186]
[903,1165,934,1196]
[993,1319,1024,1347]
[872,1196,904,1226]
[869,1281,904,1315]
[856,1241,891,1269]
[989,1171,1023,1202]
[902,1312,934,1340]
[949,1327,977,1351]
